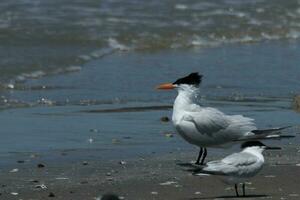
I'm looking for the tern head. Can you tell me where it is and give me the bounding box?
[241,141,281,152]
[156,72,203,91]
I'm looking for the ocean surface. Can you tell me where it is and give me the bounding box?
[0,0,300,165]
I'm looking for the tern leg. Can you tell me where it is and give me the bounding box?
[234,184,239,197]
[242,183,246,197]
[200,148,207,165]
[195,147,203,165]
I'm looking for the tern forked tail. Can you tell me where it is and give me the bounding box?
[235,126,295,142]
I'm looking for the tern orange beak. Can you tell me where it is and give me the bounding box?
[156,83,176,90]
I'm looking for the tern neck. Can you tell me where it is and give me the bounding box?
[242,147,265,161]
[172,86,199,122]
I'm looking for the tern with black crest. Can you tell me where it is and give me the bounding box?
[156,72,291,165]
[185,141,281,197]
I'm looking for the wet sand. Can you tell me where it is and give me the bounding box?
[0,145,299,200]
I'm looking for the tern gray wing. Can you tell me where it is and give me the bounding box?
[182,107,257,139]
[202,152,262,176]
[182,107,230,135]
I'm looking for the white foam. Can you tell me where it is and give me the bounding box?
[190,36,220,47]
[37,98,54,106]
[108,38,129,51]
[261,32,280,40]
[174,4,188,10]
[65,66,82,72]
[79,55,91,61]
[22,70,46,79]
[286,30,300,39]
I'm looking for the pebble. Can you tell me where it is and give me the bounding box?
[35,184,47,189]
[151,191,158,195]
[48,192,55,197]
[119,161,126,165]
[37,163,45,168]
[10,168,19,173]
[55,177,69,180]
[100,194,120,200]
[195,173,210,176]
[264,175,276,178]
[165,133,174,138]
[30,154,38,158]
[11,192,18,196]
[159,181,177,186]
[80,181,88,184]
[160,116,170,122]
[89,129,99,133]
[112,139,121,144]
[29,179,39,183]
[194,191,202,195]
[106,177,114,181]
[83,161,88,165]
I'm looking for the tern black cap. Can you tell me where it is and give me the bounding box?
[173,72,202,86]
[241,141,266,149]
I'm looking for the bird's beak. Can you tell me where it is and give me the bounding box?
[265,146,281,150]
[156,83,176,90]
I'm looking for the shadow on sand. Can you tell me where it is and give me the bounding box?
[190,194,268,199]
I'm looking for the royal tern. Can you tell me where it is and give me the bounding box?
[156,72,290,165]
[185,141,280,197]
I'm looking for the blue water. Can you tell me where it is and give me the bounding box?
[0,41,299,166]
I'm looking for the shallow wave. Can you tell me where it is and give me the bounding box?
[1,0,300,83]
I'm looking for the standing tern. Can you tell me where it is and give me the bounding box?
[185,141,281,197]
[156,72,290,165]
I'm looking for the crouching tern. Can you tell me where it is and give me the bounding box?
[156,72,291,165]
[184,141,281,197]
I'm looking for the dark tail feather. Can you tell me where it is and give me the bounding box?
[177,162,227,176]
[234,126,296,142]
[234,134,296,142]
[187,167,225,176]
[251,126,291,135]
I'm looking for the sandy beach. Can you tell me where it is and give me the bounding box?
[0,144,299,200]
